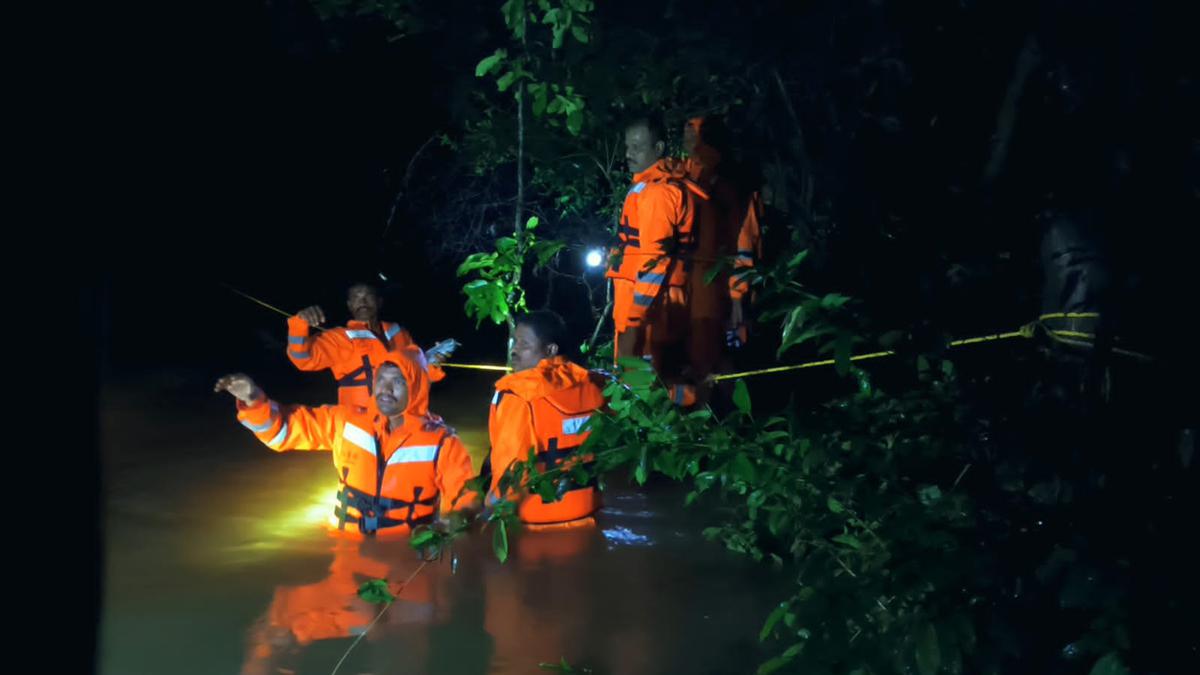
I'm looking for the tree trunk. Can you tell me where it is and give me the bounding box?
[982,33,1041,188]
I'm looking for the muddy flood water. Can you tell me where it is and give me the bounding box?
[100,368,790,674]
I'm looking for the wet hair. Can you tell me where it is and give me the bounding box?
[625,113,667,147]
[515,310,569,353]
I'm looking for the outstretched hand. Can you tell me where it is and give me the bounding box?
[214,373,262,404]
[296,305,326,327]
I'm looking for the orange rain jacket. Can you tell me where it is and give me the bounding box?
[680,117,762,307]
[488,356,607,525]
[730,191,763,302]
[286,316,445,414]
[237,347,476,538]
[607,159,709,337]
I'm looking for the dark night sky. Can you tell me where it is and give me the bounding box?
[95,0,504,379]
[86,0,1197,381]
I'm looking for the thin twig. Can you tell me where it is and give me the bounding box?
[950,463,972,491]
[330,560,429,675]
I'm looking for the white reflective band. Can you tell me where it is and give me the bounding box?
[385,324,401,340]
[629,182,646,194]
[267,422,288,449]
[562,415,591,436]
[387,444,439,465]
[491,391,500,405]
[345,330,376,339]
[342,422,377,454]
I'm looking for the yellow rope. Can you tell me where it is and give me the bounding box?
[712,319,1151,382]
[224,282,1152,379]
[440,363,512,372]
[1041,312,1099,319]
[221,282,515,369]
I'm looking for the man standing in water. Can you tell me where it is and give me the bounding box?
[488,311,606,528]
[607,114,709,405]
[285,282,457,413]
[216,346,477,537]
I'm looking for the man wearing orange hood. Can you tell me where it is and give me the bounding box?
[607,115,709,382]
[488,311,607,527]
[680,116,763,376]
[216,345,477,538]
[285,283,452,414]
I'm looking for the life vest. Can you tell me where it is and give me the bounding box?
[287,317,445,414]
[607,160,706,290]
[331,322,408,409]
[490,360,607,524]
[331,414,451,537]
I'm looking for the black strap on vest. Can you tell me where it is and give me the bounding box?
[336,355,374,393]
[334,484,438,535]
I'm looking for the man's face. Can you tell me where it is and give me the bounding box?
[510,323,556,373]
[625,124,663,175]
[373,364,409,416]
[347,285,381,323]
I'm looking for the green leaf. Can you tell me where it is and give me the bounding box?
[1088,653,1130,675]
[733,379,752,414]
[826,496,845,514]
[621,368,655,389]
[779,306,805,348]
[493,518,509,563]
[571,25,589,43]
[820,293,850,309]
[475,49,506,77]
[832,533,862,549]
[730,454,756,483]
[786,249,809,270]
[497,70,517,92]
[879,329,906,347]
[409,528,437,549]
[760,602,787,642]
[918,485,943,506]
[916,623,942,675]
[757,643,804,675]
[566,109,584,136]
[532,86,549,116]
[525,215,539,230]
[917,355,930,374]
[357,579,395,605]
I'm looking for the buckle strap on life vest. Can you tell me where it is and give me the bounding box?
[334,483,438,536]
[538,437,597,501]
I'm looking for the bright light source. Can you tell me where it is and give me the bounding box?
[585,248,604,268]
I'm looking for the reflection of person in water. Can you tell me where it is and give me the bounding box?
[241,535,504,675]
[239,538,441,675]
[482,521,606,672]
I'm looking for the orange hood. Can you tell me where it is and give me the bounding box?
[494,356,598,402]
[634,159,710,202]
[373,346,432,425]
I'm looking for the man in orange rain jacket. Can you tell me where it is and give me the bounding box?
[607,115,709,386]
[216,346,478,539]
[286,282,451,414]
[488,311,607,528]
[680,116,763,371]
